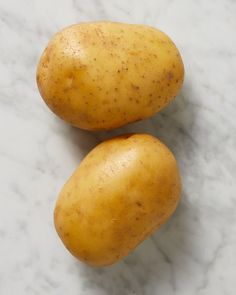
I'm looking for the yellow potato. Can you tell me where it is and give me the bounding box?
[54,134,181,266]
[37,22,184,130]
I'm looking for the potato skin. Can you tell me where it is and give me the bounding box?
[37,22,184,130]
[54,134,181,266]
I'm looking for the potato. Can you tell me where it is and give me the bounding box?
[54,134,181,266]
[37,22,184,130]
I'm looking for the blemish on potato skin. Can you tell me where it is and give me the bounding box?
[131,84,140,90]
[136,201,143,207]
[167,71,174,81]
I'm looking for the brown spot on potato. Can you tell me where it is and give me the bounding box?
[123,134,133,139]
[167,71,174,81]
[131,84,140,90]
[136,201,143,207]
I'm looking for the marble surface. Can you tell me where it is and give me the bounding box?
[0,0,236,294]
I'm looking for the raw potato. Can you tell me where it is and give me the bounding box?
[37,22,184,130]
[54,134,181,266]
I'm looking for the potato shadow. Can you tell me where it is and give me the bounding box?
[56,81,199,294]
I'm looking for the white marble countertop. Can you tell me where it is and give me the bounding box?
[1,0,236,294]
